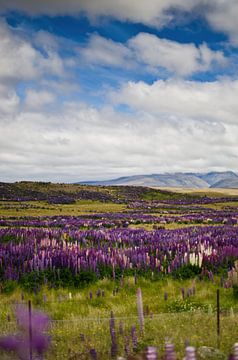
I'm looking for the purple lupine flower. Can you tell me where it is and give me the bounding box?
[0,336,19,352]
[165,342,176,360]
[164,292,168,301]
[80,333,85,341]
[208,271,214,283]
[89,348,97,360]
[110,311,118,358]
[131,326,138,351]
[16,305,49,333]
[124,336,130,356]
[233,343,238,360]
[0,304,50,360]
[146,346,158,360]
[185,346,196,360]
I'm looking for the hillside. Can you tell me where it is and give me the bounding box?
[79,171,238,188]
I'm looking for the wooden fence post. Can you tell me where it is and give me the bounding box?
[28,300,33,360]
[217,289,220,349]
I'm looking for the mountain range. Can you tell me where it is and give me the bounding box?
[79,171,238,188]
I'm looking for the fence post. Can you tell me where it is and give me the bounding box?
[137,288,144,334]
[28,300,33,360]
[217,289,220,349]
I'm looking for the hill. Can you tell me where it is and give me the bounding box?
[79,171,238,188]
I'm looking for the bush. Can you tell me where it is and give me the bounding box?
[2,280,17,294]
[172,264,201,279]
[166,298,209,312]
[19,268,98,291]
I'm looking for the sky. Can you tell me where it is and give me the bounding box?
[0,0,238,182]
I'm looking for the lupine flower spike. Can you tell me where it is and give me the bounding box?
[165,341,176,360]
[233,343,238,360]
[146,346,158,360]
[185,346,196,360]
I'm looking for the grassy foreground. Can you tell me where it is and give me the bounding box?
[1,277,238,359]
[1,184,238,358]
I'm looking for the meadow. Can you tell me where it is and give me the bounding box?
[1,182,238,359]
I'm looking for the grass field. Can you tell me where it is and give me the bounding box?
[1,183,238,359]
[1,277,238,359]
[152,187,238,196]
[0,200,127,217]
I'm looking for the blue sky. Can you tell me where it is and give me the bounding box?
[0,1,238,181]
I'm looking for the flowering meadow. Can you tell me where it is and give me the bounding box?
[1,182,238,359]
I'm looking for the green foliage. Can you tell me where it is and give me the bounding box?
[19,268,98,291]
[166,297,209,312]
[0,234,18,244]
[73,270,97,287]
[172,264,201,279]
[233,285,238,299]
[1,280,17,294]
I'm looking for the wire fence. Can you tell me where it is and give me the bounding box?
[2,310,238,359]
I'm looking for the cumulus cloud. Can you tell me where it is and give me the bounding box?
[1,0,238,44]
[0,85,20,118]
[0,0,199,26]
[80,32,226,77]
[205,0,238,44]
[110,78,238,124]
[128,33,226,76]
[0,20,64,85]
[24,90,56,110]
[0,4,237,181]
[0,20,76,116]
[80,34,133,68]
[0,92,238,181]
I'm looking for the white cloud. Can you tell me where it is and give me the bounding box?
[1,1,238,45]
[205,0,238,45]
[0,20,65,86]
[80,34,133,68]
[0,0,199,26]
[128,33,226,76]
[24,90,56,110]
[80,32,226,77]
[0,84,20,118]
[110,78,238,124]
[0,5,237,181]
[0,91,238,181]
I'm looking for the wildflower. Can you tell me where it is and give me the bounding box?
[185,346,196,360]
[0,303,50,360]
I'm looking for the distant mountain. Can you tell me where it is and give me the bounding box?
[210,178,238,188]
[78,171,238,188]
[198,171,238,187]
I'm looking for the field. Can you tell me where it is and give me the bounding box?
[1,182,238,359]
